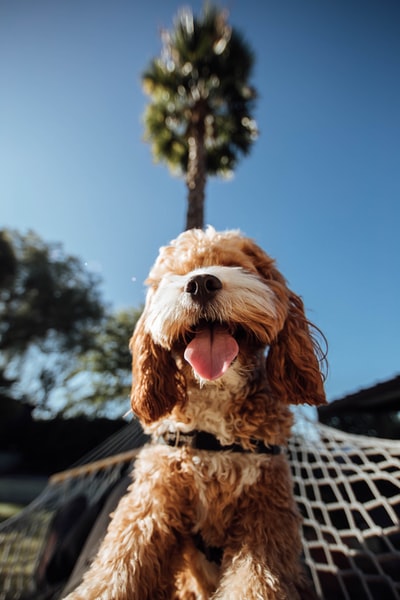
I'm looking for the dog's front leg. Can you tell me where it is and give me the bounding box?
[211,501,308,600]
[63,473,184,600]
[212,545,287,600]
[213,543,315,600]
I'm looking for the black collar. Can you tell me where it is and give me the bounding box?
[156,430,281,455]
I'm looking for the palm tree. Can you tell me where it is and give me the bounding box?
[142,4,258,230]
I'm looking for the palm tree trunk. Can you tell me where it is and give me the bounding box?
[185,107,207,230]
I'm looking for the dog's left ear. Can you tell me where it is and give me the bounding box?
[266,292,327,406]
[129,314,186,425]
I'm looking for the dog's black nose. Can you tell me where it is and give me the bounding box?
[185,274,222,302]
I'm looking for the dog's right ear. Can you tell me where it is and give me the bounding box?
[129,314,186,425]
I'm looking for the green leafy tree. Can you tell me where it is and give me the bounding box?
[0,231,18,402]
[0,229,105,414]
[63,308,141,417]
[0,230,17,288]
[142,4,258,230]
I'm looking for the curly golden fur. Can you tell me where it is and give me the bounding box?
[64,227,327,600]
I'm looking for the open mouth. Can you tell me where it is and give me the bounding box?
[183,321,239,381]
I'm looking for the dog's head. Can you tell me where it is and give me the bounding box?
[130,227,327,424]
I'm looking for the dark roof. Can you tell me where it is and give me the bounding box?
[318,374,400,416]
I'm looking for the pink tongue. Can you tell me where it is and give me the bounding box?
[184,326,239,381]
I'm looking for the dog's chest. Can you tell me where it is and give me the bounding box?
[191,450,266,497]
[184,450,271,547]
[171,376,247,444]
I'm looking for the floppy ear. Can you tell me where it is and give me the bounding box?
[266,292,327,406]
[129,314,186,425]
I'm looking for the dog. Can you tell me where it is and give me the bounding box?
[64,227,327,600]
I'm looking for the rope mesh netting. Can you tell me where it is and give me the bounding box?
[0,422,148,600]
[0,414,399,600]
[290,418,400,600]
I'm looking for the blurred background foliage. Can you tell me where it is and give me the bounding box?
[0,229,140,418]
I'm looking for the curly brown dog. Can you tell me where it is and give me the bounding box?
[64,227,327,600]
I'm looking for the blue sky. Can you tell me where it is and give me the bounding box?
[1,0,399,403]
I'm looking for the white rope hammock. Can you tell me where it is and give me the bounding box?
[0,423,147,600]
[0,415,399,600]
[290,416,400,600]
